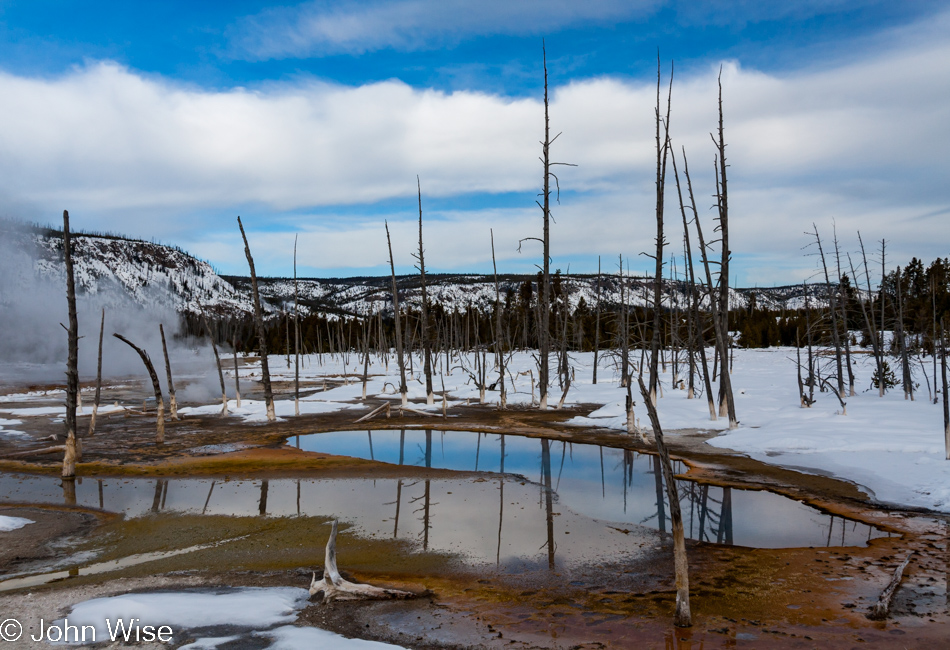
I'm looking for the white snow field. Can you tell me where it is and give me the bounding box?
[55,588,405,648]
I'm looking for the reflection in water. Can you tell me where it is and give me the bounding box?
[259,480,269,516]
[293,429,885,551]
[0,431,891,572]
[541,438,555,569]
[497,434,505,566]
[62,478,76,506]
[203,481,216,515]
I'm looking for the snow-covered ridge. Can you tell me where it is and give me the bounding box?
[12,220,841,319]
[242,274,842,318]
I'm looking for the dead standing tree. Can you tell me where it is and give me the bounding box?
[62,210,79,479]
[942,324,949,459]
[683,149,737,427]
[294,234,300,416]
[519,43,575,410]
[850,232,886,396]
[87,308,105,438]
[638,376,691,627]
[711,67,732,418]
[671,148,716,419]
[810,224,845,398]
[593,256,602,385]
[204,316,228,415]
[159,323,178,420]
[648,55,673,406]
[113,334,165,443]
[414,177,435,405]
[491,229,507,409]
[237,216,276,421]
[385,221,409,407]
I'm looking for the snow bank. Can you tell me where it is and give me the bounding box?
[0,515,33,531]
[57,587,406,648]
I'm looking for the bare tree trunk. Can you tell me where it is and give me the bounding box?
[637,376,691,627]
[896,267,914,400]
[415,178,434,405]
[491,230,507,409]
[832,226,856,396]
[204,317,228,415]
[87,308,105,438]
[619,255,630,387]
[294,235,300,416]
[362,312,371,400]
[159,323,178,420]
[933,281,939,405]
[62,210,79,478]
[113,333,165,443]
[649,56,673,406]
[942,325,949,459]
[805,284,816,404]
[232,333,242,408]
[671,149,710,412]
[880,239,888,396]
[385,221,408,407]
[539,44,552,411]
[812,224,844,398]
[711,69,732,418]
[683,151,736,427]
[237,216,276,421]
[796,328,810,407]
[695,298,716,419]
[853,234,885,396]
[593,256,602,385]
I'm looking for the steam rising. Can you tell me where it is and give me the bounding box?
[0,225,230,396]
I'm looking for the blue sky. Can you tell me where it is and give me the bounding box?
[0,1,947,283]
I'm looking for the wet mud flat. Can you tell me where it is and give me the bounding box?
[0,381,948,647]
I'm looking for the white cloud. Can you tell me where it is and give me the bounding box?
[0,12,948,280]
[228,0,657,59]
[227,1,904,60]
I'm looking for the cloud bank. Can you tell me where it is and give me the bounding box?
[0,12,947,283]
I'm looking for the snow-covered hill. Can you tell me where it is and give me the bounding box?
[6,219,840,320]
[239,274,840,318]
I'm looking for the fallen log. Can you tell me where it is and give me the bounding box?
[867,552,914,620]
[354,402,391,424]
[0,445,66,459]
[309,520,413,603]
[400,406,437,418]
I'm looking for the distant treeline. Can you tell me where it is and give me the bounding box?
[187,257,950,356]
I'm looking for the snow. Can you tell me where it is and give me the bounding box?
[702,348,950,512]
[178,398,363,423]
[56,587,406,648]
[0,417,27,437]
[0,404,124,418]
[0,515,33,531]
[256,625,405,649]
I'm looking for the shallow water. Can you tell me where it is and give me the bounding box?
[295,429,887,548]
[2,430,885,569]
